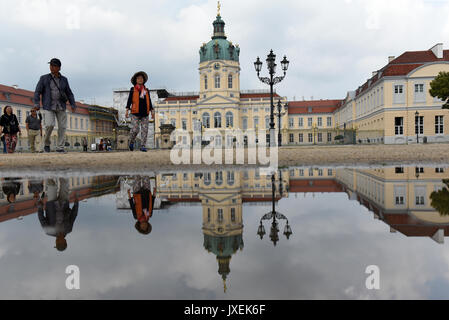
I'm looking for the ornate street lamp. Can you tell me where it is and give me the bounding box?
[254,51,290,147]
[274,100,288,147]
[257,174,292,246]
[415,110,420,144]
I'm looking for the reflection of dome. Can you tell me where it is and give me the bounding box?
[199,15,240,63]
[203,234,244,293]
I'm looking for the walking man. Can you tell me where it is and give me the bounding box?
[26,107,43,153]
[33,58,77,153]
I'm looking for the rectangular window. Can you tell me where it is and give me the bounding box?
[415,116,424,135]
[415,84,424,93]
[327,132,332,142]
[17,110,22,123]
[436,116,444,134]
[394,185,406,206]
[242,117,248,130]
[317,117,322,127]
[308,133,313,143]
[415,186,426,206]
[395,167,404,174]
[231,208,236,222]
[217,209,223,223]
[215,75,220,89]
[80,119,84,129]
[289,118,294,128]
[318,133,322,142]
[394,84,405,104]
[436,168,445,173]
[308,117,313,127]
[182,119,187,130]
[299,133,303,143]
[299,118,304,127]
[75,118,78,129]
[289,134,294,143]
[327,117,332,127]
[299,169,304,176]
[395,117,404,135]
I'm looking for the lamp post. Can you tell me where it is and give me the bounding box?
[254,51,289,147]
[275,100,288,147]
[257,174,292,246]
[313,123,317,145]
[415,110,420,144]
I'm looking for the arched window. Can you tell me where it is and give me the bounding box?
[204,173,211,186]
[226,112,234,128]
[215,74,220,88]
[227,171,234,186]
[214,112,222,128]
[216,171,223,186]
[202,112,210,128]
[228,74,233,89]
[204,75,208,90]
[242,117,248,130]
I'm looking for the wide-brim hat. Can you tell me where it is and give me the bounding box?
[131,71,148,85]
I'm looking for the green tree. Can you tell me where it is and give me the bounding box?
[430,71,449,109]
[430,179,449,216]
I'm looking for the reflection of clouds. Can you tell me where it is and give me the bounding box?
[2,186,449,298]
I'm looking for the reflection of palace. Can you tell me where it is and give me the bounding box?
[289,166,449,243]
[156,169,288,291]
[0,176,119,223]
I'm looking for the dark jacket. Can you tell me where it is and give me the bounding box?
[0,114,20,134]
[129,188,156,221]
[33,73,76,111]
[38,200,78,237]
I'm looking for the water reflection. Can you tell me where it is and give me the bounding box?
[38,178,79,252]
[1,166,449,298]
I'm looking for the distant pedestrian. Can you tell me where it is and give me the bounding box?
[2,177,22,203]
[99,139,104,151]
[26,107,43,153]
[0,106,22,154]
[125,71,154,152]
[33,58,77,153]
[1,135,6,154]
[82,137,88,152]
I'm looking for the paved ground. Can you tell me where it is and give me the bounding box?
[0,144,448,173]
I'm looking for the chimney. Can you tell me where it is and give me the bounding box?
[388,56,395,63]
[372,71,378,77]
[12,84,18,89]
[430,43,443,59]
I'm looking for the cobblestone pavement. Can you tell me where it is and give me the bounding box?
[0,144,448,173]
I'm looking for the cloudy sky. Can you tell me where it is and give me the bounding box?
[1,0,449,107]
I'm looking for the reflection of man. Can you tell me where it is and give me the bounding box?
[128,176,156,235]
[28,179,44,199]
[38,178,78,251]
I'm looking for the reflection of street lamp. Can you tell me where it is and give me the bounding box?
[257,174,292,246]
[254,51,290,147]
[415,167,420,179]
[312,123,317,145]
[275,100,288,147]
[415,110,420,144]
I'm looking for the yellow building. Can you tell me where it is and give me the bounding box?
[154,10,288,148]
[0,84,92,151]
[334,43,449,144]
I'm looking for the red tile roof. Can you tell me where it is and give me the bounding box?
[165,95,199,101]
[288,100,343,115]
[0,84,90,115]
[240,93,280,99]
[289,179,344,193]
[354,49,449,99]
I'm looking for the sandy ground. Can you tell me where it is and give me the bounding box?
[0,144,448,173]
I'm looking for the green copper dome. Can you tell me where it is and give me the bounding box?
[199,15,240,63]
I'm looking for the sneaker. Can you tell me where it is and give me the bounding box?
[140,147,147,152]
[44,146,50,153]
[129,142,134,151]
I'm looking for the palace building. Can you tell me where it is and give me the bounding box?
[150,9,288,148]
